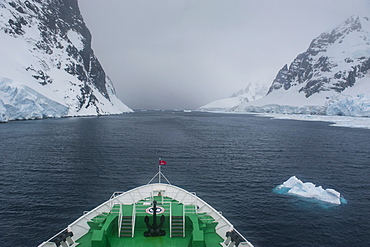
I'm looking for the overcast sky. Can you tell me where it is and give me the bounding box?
[78,0,370,110]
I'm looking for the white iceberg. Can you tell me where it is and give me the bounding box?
[274,176,345,205]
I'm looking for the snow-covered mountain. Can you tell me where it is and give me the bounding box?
[0,0,132,122]
[198,83,268,112]
[233,15,370,116]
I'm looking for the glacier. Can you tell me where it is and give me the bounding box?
[261,113,370,130]
[326,93,370,117]
[274,176,346,205]
[0,77,69,122]
[232,75,370,117]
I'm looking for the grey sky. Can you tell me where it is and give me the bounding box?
[78,0,370,110]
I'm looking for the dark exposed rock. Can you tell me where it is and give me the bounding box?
[2,0,111,105]
[268,65,288,94]
[32,71,53,85]
[267,15,370,98]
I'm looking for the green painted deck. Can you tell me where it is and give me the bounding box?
[75,196,224,247]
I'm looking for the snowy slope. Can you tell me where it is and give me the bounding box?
[233,15,370,116]
[0,0,132,122]
[198,83,268,112]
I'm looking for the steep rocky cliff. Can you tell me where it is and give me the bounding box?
[268,15,370,98]
[0,0,131,122]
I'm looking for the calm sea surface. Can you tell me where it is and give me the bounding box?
[1,111,370,247]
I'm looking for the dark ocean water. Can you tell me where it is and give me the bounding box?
[1,111,370,247]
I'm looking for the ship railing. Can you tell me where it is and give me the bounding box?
[131,203,136,237]
[110,191,124,199]
[161,185,250,245]
[110,184,236,241]
[118,203,123,237]
[168,200,199,239]
[169,202,172,238]
[117,202,136,238]
[86,184,250,244]
[42,183,253,246]
[183,202,186,237]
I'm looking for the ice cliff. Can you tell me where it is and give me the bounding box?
[0,0,132,122]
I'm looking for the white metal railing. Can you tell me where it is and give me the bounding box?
[131,203,136,237]
[182,203,186,237]
[118,204,123,237]
[170,202,172,238]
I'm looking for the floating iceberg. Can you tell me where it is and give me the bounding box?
[274,176,345,205]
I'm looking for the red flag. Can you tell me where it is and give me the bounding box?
[159,160,167,165]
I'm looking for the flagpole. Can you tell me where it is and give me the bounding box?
[147,158,171,185]
[158,158,161,184]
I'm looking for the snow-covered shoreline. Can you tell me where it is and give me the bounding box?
[197,109,370,130]
[262,113,370,130]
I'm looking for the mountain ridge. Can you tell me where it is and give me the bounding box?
[0,0,131,122]
[201,15,370,117]
[198,82,268,112]
[267,15,370,98]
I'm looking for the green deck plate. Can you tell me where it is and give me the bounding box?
[76,196,223,247]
